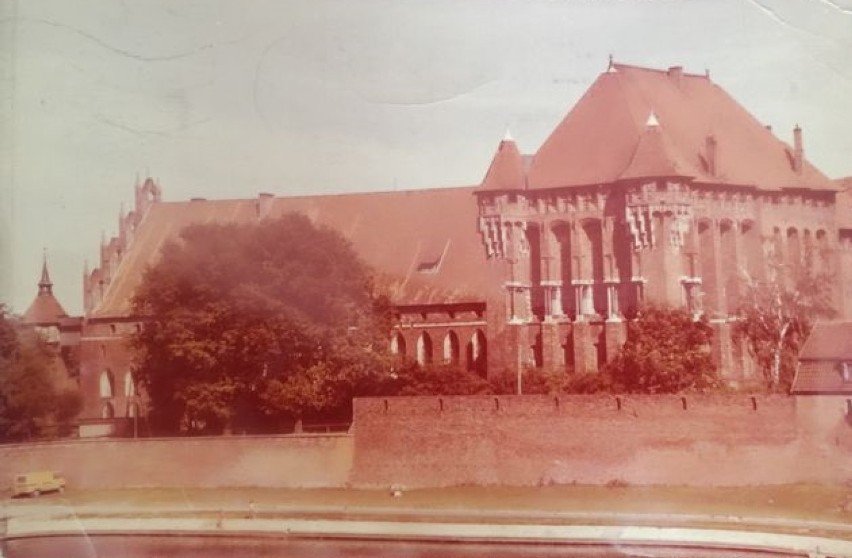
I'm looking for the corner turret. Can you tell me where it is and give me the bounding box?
[23,252,68,326]
[479,131,528,192]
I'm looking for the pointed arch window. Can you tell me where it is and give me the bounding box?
[443,331,460,365]
[390,332,406,358]
[124,371,136,397]
[99,369,115,398]
[416,332,433,366]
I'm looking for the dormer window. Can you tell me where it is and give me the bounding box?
[416,240,449,274]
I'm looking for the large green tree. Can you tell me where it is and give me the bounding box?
[734,263,835,392]
[604,304,720,393]
[0,305,82,442]
[131,213,392,434]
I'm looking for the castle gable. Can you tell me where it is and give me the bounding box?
[526,63,835,191]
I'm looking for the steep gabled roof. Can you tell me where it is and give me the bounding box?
[91,186,494,318]
[619,114,700,180]
[480,135,527,191]
[799,322,852,361]
[526,63,835,191]
[791,322,852,395]
[23,295,68,325]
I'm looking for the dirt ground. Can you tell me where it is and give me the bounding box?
[9,483,849,525]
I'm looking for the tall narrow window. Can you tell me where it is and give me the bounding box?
[416,332,433,366]
[443,331,460,365]
[124,372,135,397]
[466,330,487,377]
[100,370,115,398]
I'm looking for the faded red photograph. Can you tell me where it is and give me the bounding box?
[1,1,851,556]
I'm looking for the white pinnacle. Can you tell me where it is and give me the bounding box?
[503,128,514,142]
[646,111,660,127]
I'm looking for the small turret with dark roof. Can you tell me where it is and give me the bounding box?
[23,253,68,326]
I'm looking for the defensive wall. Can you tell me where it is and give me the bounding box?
[1,395,850,490]
[0,434,352,489]
[351,395,852,488]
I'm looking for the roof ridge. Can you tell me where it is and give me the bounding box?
[157,185,480,206]
[612,62,709,80]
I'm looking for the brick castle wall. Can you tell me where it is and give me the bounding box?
[350,395,850,488]
[2,395,849,490]
[0,434,352,489]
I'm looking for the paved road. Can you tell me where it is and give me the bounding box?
[3,535,807,558]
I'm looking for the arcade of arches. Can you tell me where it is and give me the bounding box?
[391,328,487,376]
[475,180,842,382]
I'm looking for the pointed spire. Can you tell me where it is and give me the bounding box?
[23,248,68,325]
[503,128,515,143]
[38,249,53,295]
[646,111,660,127]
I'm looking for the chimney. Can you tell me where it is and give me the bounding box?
[793,124,803,174]
[257,192,274,219]
[667,66,683,86]
[705,135,717,176]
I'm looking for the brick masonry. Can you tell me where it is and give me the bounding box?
[1,395,850,490]
[0,434,352,489]
[351,395,852,488]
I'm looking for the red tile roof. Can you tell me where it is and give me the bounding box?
[524,63,835,191]
[23,259,69,325]
[480,138,526,191]
[23,292,68,325]
[792,361,852,395]
[91,186,495,318]
[799,321,852,361]
[792,321,852,395]
[619,119,699,180]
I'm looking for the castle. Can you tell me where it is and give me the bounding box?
[22,62,852,436]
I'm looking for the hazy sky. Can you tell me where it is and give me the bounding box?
[2,0,851,316]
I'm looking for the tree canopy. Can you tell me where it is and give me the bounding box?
[734,261,835,392]
[0,305,82,442]
[131,213,393,434]
[603,304,720,393]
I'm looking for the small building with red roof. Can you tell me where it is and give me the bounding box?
[793,322,852,397]
[792,321,852,444]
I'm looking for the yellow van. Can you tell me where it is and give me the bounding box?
[12,471,66,498]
